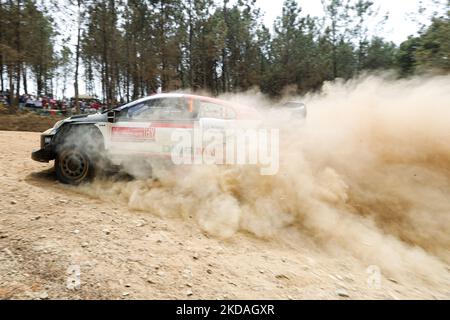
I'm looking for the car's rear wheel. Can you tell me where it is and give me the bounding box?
[55,147,95,185]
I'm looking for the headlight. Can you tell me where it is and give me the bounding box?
[44,136,53,144]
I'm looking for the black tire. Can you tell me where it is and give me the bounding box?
[54,125,105,185]
[55,146,95,185]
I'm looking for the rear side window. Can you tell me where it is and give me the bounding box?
[198,101,236,120]
[124,98,195,121]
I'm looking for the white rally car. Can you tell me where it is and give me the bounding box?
[31,93,261,184]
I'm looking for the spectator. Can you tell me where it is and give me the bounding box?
[26,96,35,108]
[34,98,43,108]
[91,100,101,110]
[19,95,26,109]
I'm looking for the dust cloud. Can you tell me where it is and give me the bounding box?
[79,74,450,283]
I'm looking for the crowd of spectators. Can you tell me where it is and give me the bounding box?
[0,91,107,115]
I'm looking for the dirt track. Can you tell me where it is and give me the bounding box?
[0,130,449,300]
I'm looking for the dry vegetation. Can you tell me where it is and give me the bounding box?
[0,105,63,132]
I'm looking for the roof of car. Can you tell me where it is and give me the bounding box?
[116,93,260,119]
[116,93,226,109]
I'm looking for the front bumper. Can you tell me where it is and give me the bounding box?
[31,134,56,163]
[31,147,55,163]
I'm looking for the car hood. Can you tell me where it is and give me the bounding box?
[66,113,108,123]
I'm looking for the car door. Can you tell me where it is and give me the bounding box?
[108,97,196,160]
[196,99,237,163]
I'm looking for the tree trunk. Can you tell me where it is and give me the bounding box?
[0,58,4,93]
[188,0,194,89]
[37,68,43,95]
[0,1,3,93]
[103,42,111,104]
[160,1,167,92]
[22,66,27,95]
[74,0,82,114]
[332,21,338,79]
[222,0,229,93]
[8,65,14,107]
[15,0,21,99]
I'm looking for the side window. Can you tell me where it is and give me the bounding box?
[198,101,236,120]
[154,98,192,120]
[123,102,151,119]
[131,99,164,120]
[121,98,195,121]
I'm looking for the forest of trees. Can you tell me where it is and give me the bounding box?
[0,0,449,107]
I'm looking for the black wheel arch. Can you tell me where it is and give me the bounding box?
[54,123,105,154]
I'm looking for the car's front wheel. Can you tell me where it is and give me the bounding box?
[55,147,95,185]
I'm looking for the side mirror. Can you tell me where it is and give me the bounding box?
[281,101,307,119]
[293,103,307,118]
[107,111,116,123]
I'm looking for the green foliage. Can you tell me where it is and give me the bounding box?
[396,36,421,76]
[0,0,448,101]
[0,0,56,98]
[415,14,450,72]
[397,11,449,76]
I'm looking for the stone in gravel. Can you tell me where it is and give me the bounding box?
[336,289,350,298]
[102,229,111,235]
[388,293,400,300]
[344,275,354,283]
[39,292,49,300]
[186,289,193,296]
[10,200,17,205]
[182,269,193,279]
[122,292,130,297]
[136,220,146,227]
[275,274,290,280]
[81,242,89,248]
[206,269,213,275]
[389,278,399,284]
[73,229,80,235]
[156,271,165,277]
